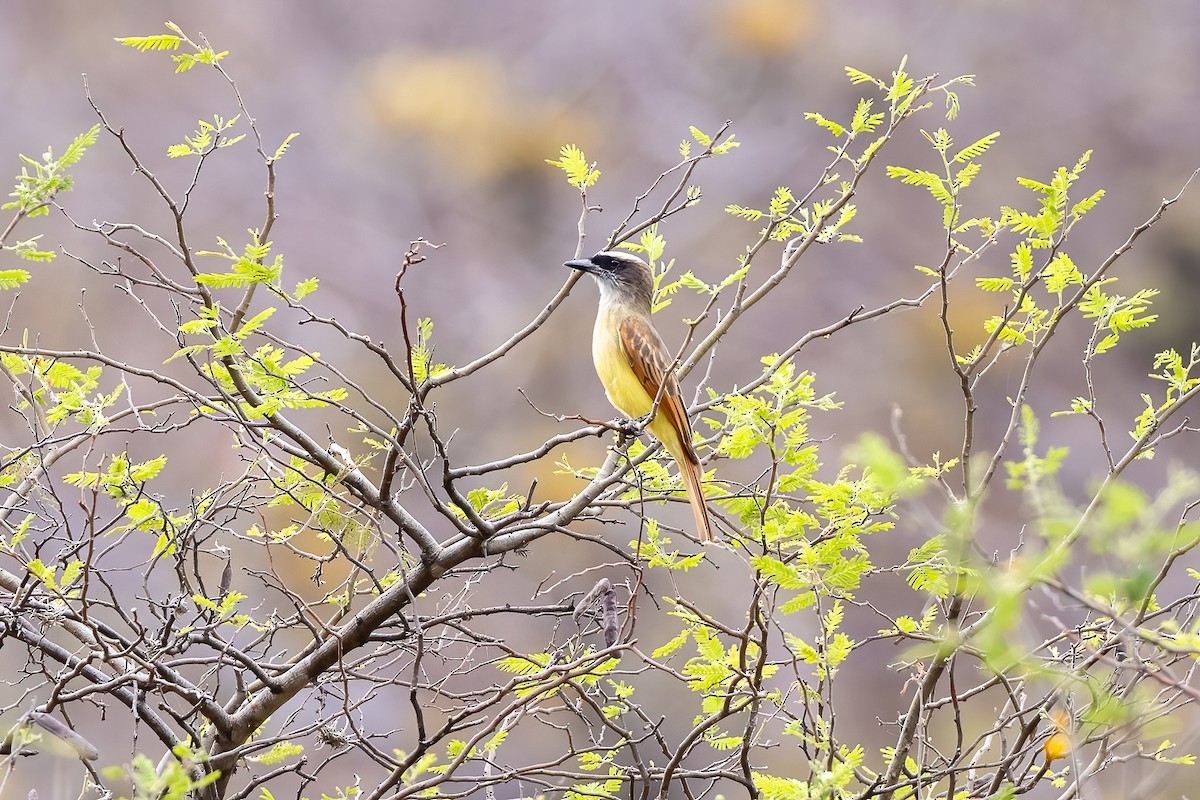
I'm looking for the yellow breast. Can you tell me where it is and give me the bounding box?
[592,307,653,419]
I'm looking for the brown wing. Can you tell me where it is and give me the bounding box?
[618,315,699,463]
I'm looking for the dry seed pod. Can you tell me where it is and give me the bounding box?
[27,712,99,761]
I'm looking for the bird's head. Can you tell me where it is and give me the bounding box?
[564,251,654,307]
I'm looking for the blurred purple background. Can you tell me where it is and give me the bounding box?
[4,2,1197,470]
[1,1,1198,794]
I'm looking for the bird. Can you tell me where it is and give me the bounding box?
[565,250,714,543]
[1042,708,1072,763]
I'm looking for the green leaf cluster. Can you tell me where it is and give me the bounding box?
[751,744,862,800]
[385,750,438,793]
[1084,469,1200,604]
[724,62,961,250]
[24,557,84,598]
[1077,282,1158,356]
[680,124,740,158]
[901,537,952,600]
[1003,152,1103,243]
[264,457,376,550]
[115,22,227,73]
[495,651,618,701]
[725,63,948,247]
[981,156,1102,344]
[784,600,854,680]
[844,432,958,498]
[565,775,624,800]
[815,59,971,167]
[886,122,1155,380]
[248,741,304,765]
[442,728,508,770]
[748,478,881,615]
[716,359,886,575]
[841,435,966,605]
[64,453,204,556]
[1129,344,1200,456]
[2,125,99,265]
[174,290,349,421]
[546,144,600,190]
[578,742,627,771]
[619,225,744,314]
[805,98,885,141]
[727,186,860,245]
[221,342,347,418]
[1005,406,1070,491]
[3,124,100,221]
[0,351,123,431]
[408,316,450,384]
[655,603,778,698]
[618,437,689,513]
[945,153,1126,365]
[967,407,1200,676]
[886,128,999,231]
[64,452,169,496]
[167,115,245,158]
[716,357,835,466]
[458,482,525,521]
[192,590,248,620]
[195,233,284,289]
[103,743,219,800]
[629,518,706,571]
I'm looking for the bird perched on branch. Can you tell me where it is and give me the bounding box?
[565,251,714,543]
[1043,708,1072,763]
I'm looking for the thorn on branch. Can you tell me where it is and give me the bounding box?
[522,477,538,512]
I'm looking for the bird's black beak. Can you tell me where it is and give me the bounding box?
[564,258,596,273]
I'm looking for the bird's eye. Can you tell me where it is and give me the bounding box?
[592,254,615,269]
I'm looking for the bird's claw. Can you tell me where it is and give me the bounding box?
[615,418,643,446]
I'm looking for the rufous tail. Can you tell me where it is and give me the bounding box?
[679,455,713,544]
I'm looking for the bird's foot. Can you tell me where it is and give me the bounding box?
[615,418,643,447]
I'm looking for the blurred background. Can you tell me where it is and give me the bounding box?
[3,1,1199,464]
[1,0,1199,795]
